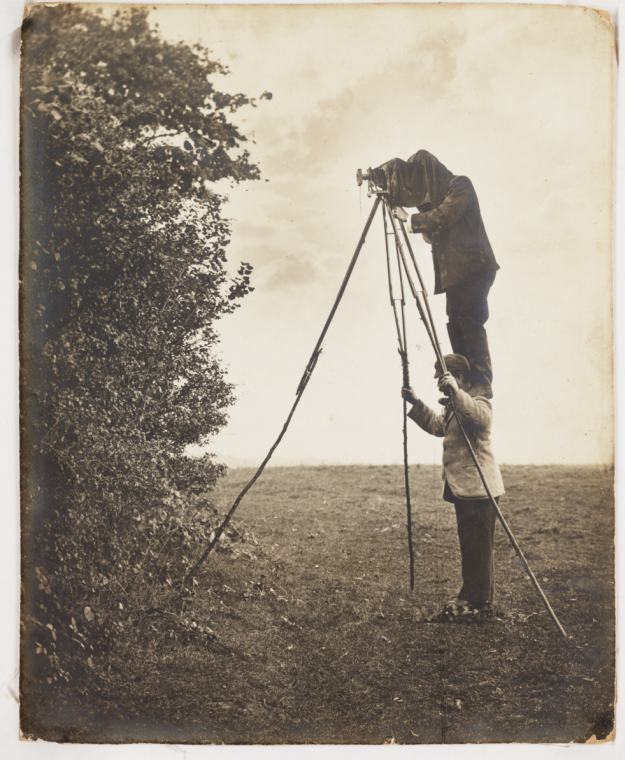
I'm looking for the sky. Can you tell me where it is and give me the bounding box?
[147,2,616,467]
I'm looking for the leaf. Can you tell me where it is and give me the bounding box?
[84,606,95,622]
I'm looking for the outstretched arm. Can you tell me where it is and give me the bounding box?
[436,373,492,429]
[392,207,432,243]
[402,386,445,437]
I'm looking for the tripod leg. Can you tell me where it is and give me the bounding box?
[185,196,383,585]
[297,196,382,393]
[382,203,415,590]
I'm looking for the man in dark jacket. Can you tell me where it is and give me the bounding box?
[373,151,499,398]
[401,353,505,617]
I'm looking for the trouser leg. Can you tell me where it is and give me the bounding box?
[454,497,497,605]
[457,319,493,393]
[445,272,496,397]
[446,319,468,360]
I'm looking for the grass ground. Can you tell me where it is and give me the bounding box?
[26,464,614,744]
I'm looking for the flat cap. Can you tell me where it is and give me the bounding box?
[434,353,470,378]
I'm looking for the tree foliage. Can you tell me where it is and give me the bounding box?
[20,4,262,691]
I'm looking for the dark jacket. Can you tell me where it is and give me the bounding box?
[409,175,499,293]
[407,389,505,500]
[373,151,499,294]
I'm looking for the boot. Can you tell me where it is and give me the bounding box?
[457,317,493,398]
[446,320,468,359]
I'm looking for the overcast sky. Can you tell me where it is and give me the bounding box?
[148,2,616,467]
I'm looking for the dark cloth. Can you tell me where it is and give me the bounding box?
[444,482,498,605]
[445,271,496,394]
[373,150,454,210]
[372,151,499,294]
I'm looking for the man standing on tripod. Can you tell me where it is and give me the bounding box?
[373,150,499,398]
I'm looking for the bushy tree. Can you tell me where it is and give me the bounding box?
[20,4,263,693]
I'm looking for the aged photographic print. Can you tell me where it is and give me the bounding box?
[19,1,615,746]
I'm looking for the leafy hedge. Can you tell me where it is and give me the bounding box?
[20,4,263,692]
[27,490,256,686]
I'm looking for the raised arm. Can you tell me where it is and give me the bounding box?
[408,176,472,233]
[450,388,493,430]
[402,387,445,437]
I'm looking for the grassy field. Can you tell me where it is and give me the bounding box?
[29,464,614,744]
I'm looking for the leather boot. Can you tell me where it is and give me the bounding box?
[457,317,493,398]
[446,320,468,358]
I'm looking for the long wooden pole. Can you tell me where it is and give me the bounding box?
[184,197,382,586]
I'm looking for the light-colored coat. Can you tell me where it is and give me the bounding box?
[407,389,505,500]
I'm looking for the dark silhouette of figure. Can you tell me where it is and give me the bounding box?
[374,151,499,398]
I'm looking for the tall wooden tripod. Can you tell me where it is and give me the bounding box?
[185,185,568,639]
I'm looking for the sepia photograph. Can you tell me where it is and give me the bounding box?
[11,0,619,750]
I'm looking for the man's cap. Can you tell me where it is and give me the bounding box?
[434,353,470,378]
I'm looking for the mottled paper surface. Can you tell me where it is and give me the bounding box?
[19,2,615,747]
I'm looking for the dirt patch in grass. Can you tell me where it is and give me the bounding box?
[25,464,614,744]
